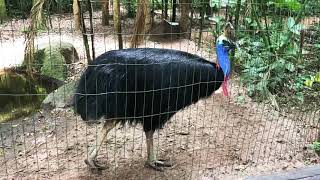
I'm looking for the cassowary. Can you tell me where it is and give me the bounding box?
[216,22,238,96]
[74,24,236,171]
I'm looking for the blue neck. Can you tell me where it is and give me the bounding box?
[216,44,229,61]
[216,43,231,77]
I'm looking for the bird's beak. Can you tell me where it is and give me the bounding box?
[228,39,240,52]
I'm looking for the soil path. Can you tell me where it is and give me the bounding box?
[0,81,318,179]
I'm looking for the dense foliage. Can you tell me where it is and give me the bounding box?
[309,141,320,154]
[3,0,72,18]
[211,0,320,110]
[304,0,320,16]
[3,0,319,110]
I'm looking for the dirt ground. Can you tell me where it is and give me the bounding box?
[0,12,320,180]
[0,84,319,180]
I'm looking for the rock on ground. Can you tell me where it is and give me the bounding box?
[42,80,78,110]
[24,42,79,81]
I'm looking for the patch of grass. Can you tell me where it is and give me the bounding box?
[309,141,320,155]
[0,106,37,123]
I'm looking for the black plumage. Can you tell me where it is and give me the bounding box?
[74,48,224,131]
[73,48,225,170]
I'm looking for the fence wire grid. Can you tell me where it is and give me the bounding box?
[0,0,320,179]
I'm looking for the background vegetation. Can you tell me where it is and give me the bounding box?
[1,0,319,112]
[0,0,320,109]
[209,0,320,111]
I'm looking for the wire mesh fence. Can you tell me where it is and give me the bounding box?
[0,0,319,179]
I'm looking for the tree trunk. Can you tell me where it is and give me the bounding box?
[189,7,194,39]
[234,0,241,31]
[197,0,205,49]
[25,0,46,76]
[180,0,190,37]
[0,0,6,23]
[73,0,81,30]
[164,0,168,19]
[161,0,164,18]
[31,0,45,29]
[205,0,211,16]
[244,0,251,26]
[145,0,151,30]
[130,0,151,48]
[87,0,95,59]
[251,0,269,50]
[102,0,109,25]
[113,0,123,49]
[77,0,92,62]
[151,0,154,24]
[171,0,177,22]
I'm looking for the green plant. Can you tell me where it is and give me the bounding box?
[121,0,136,17]
[309,141,320,154]
[304,73,320,90]
[210,16,225,38]
[234,13,311,108]
[304,0,320,16]
[5,0,33,18]
[209,0,240,8]
[51,0,72,13]
[269,0,301,11]
[207,0,318,110]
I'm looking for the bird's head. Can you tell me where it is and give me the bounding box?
[216,22,239,53]
[215,22,240,74]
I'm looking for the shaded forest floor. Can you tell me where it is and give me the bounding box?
[0,12,320,180]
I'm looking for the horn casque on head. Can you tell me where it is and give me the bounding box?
[223,22,236,41]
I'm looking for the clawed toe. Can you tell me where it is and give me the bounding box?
[154,159,174,167]
[145,161,164,171]
[85,159,107,170]
[145,159,174,171]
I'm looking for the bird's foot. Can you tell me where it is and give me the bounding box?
[145,159,174,171]
[85,158,107,170]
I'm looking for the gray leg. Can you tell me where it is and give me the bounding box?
[85,120,117,170]
[145,130,174,171]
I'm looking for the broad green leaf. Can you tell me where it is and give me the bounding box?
[247,84,255,96]
[209,16,224,24]
[285,0,301,11]
[315,73,320,83]
[210,0,238,8]
[295,92,304,103]
[257,80,268,91]
[287,43,299,55]
[274,0,301,11]
[311,76,315,82]
[245,17,258,27]
[210,0,222,8]
[245,18,252,24]
[315,44,320,49]
[267,1,275,6]
[291,24,303,35]
[287,17,295,28]
[252,41,263,48]
[304,79,313,87]
[285,63,295,72]
[287,17,304,35]
[270,59,285,70]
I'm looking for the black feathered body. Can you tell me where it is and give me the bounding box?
[74,48,224,131]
